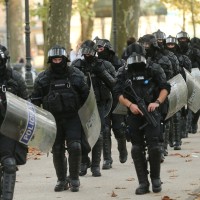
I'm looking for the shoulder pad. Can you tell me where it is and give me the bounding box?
[70,58,83,67]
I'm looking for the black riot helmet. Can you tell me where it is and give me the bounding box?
[152,29,166,48]
[138,34,160,50]
[138,34,160,57]
[47,45,69,63]
[79,40,97,56]
[0,45,9,71]
[176,31,190,52]
[165,35,179,53]
[94,36,115,54]
[124,43,147,72]
[176,31,190,42]
[152,29,166,40]
[48,45,69,74]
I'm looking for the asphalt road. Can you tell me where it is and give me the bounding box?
[14,129,200,200]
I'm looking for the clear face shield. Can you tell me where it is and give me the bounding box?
[48,48,67,58]
[79,47,96,56]
[127,54,146,65]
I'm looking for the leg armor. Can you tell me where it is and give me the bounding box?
[102,120,112,170]
[91,134,103,177]
[52,145,68,192]
[131,145,149,195]
[67,141,81,192]
[148,145,162,193]
[1,157,17,200]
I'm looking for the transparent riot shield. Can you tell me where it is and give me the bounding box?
[112,103,127,115]
[165,74,188,120]
[184,68,200,113]
[78,82,101,149]
[0,92,56,153]
[191,68,200,84]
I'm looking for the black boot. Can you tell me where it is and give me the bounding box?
[131,145,150,195]
[148,146,162,193]
[102,131,112,170]
[79,156,91,176]
[68,141,81,192]
[52,147,68,192]
[1,158,17,200]
[91,135,103,177]
[116,137,128,163]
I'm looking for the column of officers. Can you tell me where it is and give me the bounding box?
[4,30,198,199]
[31,31,200,195]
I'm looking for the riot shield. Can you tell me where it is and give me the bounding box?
[78,82,101,149]
[191,68,200,84]
[184,68,200,113]
[165,74,188,120]
[112,102,127,115]
[0,91,56,153]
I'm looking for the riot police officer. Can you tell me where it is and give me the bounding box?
[152,30,182,152]
[138,34,173,161]
[114,43,171,195]
[71,40,116,176]
[31,45,89,192]
[176,31,200,134]
[95,37,128,170]
[0,44,28,200]
[165,35,192,140]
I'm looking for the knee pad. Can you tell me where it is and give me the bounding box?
[2,157,16,173]
[68,141,81,154]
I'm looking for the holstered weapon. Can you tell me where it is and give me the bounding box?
[124,80,158,129]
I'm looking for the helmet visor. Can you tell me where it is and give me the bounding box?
[48,48,67,58]
[79,47,96,56]
[127,55,146,65]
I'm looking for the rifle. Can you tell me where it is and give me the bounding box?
[124,80,158,129]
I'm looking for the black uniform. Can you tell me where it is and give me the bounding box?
[71,40,116,177]
[114,43,171,195]
[165,35,192,142]
[31,45,89,192]
[177,31,200,134]
[0,45,28,200]
[95,38,128,169]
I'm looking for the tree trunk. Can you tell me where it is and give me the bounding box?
[44,0,72,67]
[111,0,140,57]
[8,0,24,63]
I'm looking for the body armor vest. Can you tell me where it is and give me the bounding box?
[43,78,80,115]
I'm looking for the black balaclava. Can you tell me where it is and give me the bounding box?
[97,48,111,60]
[83,55,95,63]
[127,62,146,73]
[178,40,189,53]
[50,58,67,74]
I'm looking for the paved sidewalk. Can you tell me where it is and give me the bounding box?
[14,131,200,200]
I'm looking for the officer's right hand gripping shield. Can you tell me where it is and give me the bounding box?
[0,91,56,153]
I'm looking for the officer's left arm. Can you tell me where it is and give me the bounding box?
[95,61,116,89]
[13,71,29,100]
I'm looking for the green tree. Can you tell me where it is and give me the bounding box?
[73,0,97,41]
[0,0,24,63]
[161,0,200,36]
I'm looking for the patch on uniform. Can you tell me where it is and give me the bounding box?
[19,102,36,145]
